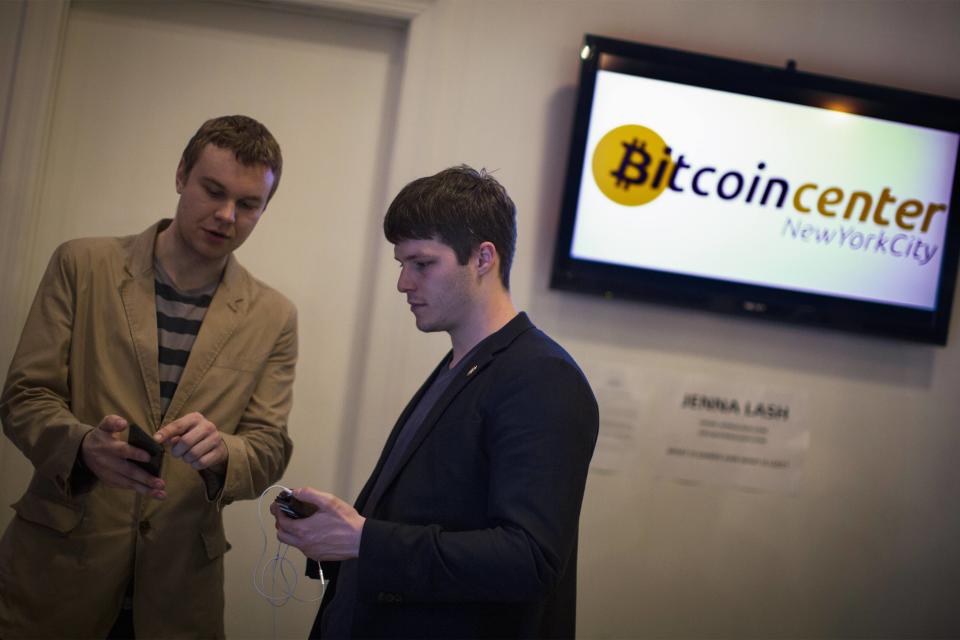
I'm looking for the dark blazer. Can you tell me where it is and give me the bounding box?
[309,313,598,639]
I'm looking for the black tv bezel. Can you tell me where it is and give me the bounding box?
[550,35,960,345]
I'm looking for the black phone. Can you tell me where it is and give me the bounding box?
[127,422,164,477]
[275,489,317,519]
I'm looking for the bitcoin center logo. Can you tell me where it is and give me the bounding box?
[593,124,674,206]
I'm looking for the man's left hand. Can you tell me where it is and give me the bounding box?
[155,411,228,472]
[270,488,365,561]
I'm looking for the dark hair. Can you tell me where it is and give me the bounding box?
[384,165,517,289]
[180,115,283,201]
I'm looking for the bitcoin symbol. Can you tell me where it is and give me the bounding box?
[610,138,650,190]
[593,125,672,206]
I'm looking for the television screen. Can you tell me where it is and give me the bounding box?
[551,35,960,344]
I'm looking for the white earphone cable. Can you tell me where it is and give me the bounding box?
[252,484,325,609]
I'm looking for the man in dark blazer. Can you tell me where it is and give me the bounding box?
[273,165,598,639]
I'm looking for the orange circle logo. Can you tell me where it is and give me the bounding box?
[592,124,673,206]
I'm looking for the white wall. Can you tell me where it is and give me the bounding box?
[2,1,959,638]
[358,1,960,638]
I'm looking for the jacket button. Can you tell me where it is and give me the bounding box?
[138,520,151,535]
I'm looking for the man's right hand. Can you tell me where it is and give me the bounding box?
[80,415,166,500]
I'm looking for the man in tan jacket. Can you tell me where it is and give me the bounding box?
[0,115,297,638]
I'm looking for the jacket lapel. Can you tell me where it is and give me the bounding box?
[361,313,534,515]
[163,254,247,421]
[354,363,445,511]
[119,223,164,429]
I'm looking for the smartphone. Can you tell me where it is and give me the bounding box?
[275,489,318,519]
[127,422,164,477]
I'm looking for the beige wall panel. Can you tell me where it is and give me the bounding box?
[0,1,404,637]
[356,1,960,638]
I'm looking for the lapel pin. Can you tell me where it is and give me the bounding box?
[466,364,478,377]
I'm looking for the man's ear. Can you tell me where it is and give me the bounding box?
[175,159,187,194]
[475,241,498,277]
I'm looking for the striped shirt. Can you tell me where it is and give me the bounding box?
[155,259,219,418]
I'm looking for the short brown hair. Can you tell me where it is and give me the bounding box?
[383,165,517,289]
[180,115,283,201]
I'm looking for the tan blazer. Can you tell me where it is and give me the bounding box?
[0,221,296,638]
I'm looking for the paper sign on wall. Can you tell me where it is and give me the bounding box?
[586,362,643,473]
[655,378,809,493]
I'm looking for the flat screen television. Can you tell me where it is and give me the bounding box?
[551,35,960,345]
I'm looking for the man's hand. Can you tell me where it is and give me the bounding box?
[80,415,166,499]
[154,411,228,472]
[270,488,365,561]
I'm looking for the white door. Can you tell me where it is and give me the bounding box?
[6,0,405,636]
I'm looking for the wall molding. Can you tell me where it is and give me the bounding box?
[229,0,432,23]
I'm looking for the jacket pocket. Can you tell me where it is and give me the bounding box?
[12,491,84,534]
[200,521,232,559]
